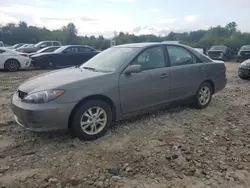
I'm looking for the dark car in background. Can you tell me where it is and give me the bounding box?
[236,45,250,62]
[29,46,60,57]
[207,45,232,61]
[31,45,100,69]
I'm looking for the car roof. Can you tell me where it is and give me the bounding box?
[114,42,160,48]
[114,42,193,49]
[62,45,93,48]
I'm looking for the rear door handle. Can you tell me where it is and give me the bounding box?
[197,67,204,72]
[160,73,168,78]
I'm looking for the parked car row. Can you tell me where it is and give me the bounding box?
[11,42,227,140]
[16,41,62,53]
[30,45,99,69]
[207,44,250,62]
[0,41,100,71]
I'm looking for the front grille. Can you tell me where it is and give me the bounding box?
[17,90,28,99]
[240,51,250,58]
[208,51,221,57]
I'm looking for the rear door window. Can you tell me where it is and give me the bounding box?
[166,46,202,66]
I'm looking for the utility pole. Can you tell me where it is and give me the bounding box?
[110,30,117,47]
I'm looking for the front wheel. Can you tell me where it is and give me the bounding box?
[194,82,213,109]
[70,100,112,140]
[41,58,55,69]
[4,59,20,72]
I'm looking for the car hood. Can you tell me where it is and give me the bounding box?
[17,47,36,52]
[19,67,111,93]
[242,59,250,66]
[31,52,59,58]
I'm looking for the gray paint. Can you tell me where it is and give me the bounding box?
[12,43,227,132]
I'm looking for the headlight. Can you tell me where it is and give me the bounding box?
[23,90,64,103]
[240,62,247,68]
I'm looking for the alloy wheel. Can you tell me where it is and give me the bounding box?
[80,107,107,135]
[198,86,211,106]
[7,60,19,71]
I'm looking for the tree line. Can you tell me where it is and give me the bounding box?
[0,21,250,53]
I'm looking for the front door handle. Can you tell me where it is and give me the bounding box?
[160,73,168,78]
[197,67,204,72]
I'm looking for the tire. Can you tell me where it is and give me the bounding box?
[70,100,112,141]
[4,59,20,72]
[41,58,55,69]
[193,82,213,109]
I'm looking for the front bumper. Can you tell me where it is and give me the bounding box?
[238,67,250,77]
[11,96,77,132]
[21,58,32,68]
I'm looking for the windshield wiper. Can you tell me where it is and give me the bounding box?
[83,67,97,71]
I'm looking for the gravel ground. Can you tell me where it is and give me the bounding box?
[1,62,250,188]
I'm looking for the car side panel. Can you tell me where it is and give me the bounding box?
[169,63,205,101]
[201,61,227,93]
[0,52,8,68]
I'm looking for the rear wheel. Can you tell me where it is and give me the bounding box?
[4,59,20,72]
[70,100,112,140]
[194,82,213,109]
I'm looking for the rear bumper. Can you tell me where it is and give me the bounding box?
[213,71,227,93]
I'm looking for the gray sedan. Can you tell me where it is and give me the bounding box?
[11,43,227,140]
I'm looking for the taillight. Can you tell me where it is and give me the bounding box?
[20,53,28,57]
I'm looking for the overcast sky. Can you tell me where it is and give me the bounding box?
[1,0,249,37]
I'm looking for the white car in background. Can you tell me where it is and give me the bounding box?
[0,47,31,72]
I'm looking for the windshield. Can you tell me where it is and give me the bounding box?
[37,47,57,53]
[54,46,69,53]
[80,47,138,72]
[240,45,250,51]
[34,42,43,48]
[21,44,29,47]
[210,46,227,51]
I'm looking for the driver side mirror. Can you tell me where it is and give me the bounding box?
[124,65,141,74]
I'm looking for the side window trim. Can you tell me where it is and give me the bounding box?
[168,45,203,65]
[166,45,201,67]
[130,45,167,72]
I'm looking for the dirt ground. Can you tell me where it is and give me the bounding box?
[1,62,250,188]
